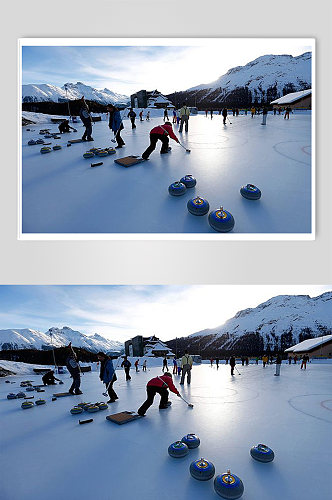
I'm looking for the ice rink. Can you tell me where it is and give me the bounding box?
[21,111,312,235]
[1,360,331,500]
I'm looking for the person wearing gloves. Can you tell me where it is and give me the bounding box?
[79,96,93,142]
[137,372,180,416]
[97,352,118,403]
[142,121,179,160]
[107,104,125,149]
[66,343,82,395]
[180,350,193,384]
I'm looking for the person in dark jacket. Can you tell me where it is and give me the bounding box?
[58,119,77,134]
[274,353,282,376]
[79,97,93,141]
[162,356,168,373]
[107,104,125,148]
[127,108,137,129]
[42,370,61,385]
[230,355,236,376]
[66,343,82,394]
[97,352,118,403]
[142,122,179,160]
[216,357,219,369]
[222,107,228,125]
[261,106,268,125]
[301,354,309,370]
[121,356,131,381]
[137,372,180,416]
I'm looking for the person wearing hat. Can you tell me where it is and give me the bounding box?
[142,121,179,160]
[79,96,93,141]
[42,369,61,385]
[97,352,118,403]
[137,372,180,416]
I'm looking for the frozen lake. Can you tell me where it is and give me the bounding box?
[21,111,312,235]
[1,360,331,499]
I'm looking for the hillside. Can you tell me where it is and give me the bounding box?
[167,52,311,108]
[22,82,129,105]
[0,326,123,353]
[166,292,332,356]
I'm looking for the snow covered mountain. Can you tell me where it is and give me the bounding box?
[0,326,123,353]
[22,82,129,105]
[167,292,332,355]
[167,52,311,106]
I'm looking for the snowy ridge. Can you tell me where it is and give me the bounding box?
[188,53,311,97]
[172,292,332,353]
[0,326,123,353]
[22,82,129,105]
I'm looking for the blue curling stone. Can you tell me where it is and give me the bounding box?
[168,441,189,458]
[187,196,209,216]
[250,443,274,462]
[214,470,244,499]
[240,183,261,200]
[190,458,215,480]
[28,140,36,145]
[181,433,200,449]
[7,393,17,400]
[208,207,235,232]
[180,175,197,188]
[168,182,186,196]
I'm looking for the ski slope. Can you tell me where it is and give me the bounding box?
[1,360,331,500]
[21,110,312,235]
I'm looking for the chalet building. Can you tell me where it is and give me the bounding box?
[130,90,174,109]
[125,335,175,358]
[270,89,311,109]
[285,334,332,358]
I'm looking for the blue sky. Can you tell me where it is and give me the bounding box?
[0,285,329,342]
[22,41,312,95]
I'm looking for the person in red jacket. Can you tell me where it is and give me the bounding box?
[142,122,179,160]
[137,372,180,416]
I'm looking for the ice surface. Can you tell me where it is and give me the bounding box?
[22,111,312,234]
[1,360,331,500]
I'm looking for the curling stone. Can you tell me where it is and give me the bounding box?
[240,184,261,200]
[53,145,62,151]
[35,399,46,406]
[190,458,215,481]
[7,393,17,400]
[70,406,84,415]
[26,387,35,392]
[95,150,109,157]
[77,402,89,409]
[40,147,52,154]
[180,175,197,188]
[28,140,36,146]
[181,433,200,449]
[250,444,274,462]
[83,151,94,159]
[36,139,45,144]
[208,207,235,233]
[86,405,100,413]
[5,380,10,383]
[168,441,189,458]
[107,148,116,155]
[187,196,210,216]
[88,148,99,153]
[16,392,26,398]
[97,402,108,410]
[168,181,187,196]
[21,401,34,409]
[214,469,244,499]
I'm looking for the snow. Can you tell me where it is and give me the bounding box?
[188,293,332,348]
[1,360,331,500]
[188,53,311,99]
[21,109,312,235]
[270,89,312,105]
[0,327,123,352]
[285,334,332,353]
[22,82,129,105]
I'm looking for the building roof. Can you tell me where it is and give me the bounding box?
[270,89,312,105]
[285,334,332,353]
